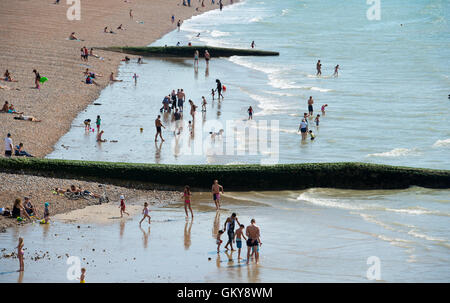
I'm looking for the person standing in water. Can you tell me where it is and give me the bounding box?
[96,115,101,132]
[194,50,199,69]
[246,218,262,265]
[212,179,224,210]
[139,202,151,226]
[234,224,247,260]
[215,79,224,100]
[307,96,314,116]
[119,195,130,218]
[316,60,322,76]
[17,237,25,272]
[333,64,339,77]
[177,20,182,31]
[223,213,241,251]
[248,106,253,120]
[183,185,194,218]
[204,50,211,67]
[155,115,165,142]
[251,41,255,49]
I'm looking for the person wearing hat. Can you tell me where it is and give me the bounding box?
[4,133,13,157]
[119,195,129,218]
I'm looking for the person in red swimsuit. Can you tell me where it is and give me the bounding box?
[119,195,129,218]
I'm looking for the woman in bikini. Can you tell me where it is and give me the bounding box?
[183,185,194,218]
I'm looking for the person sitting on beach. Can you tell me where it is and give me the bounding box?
[12,198,32,221]
[78,186,100,198]
[3,70,18,82]
[117,24,126,30]
[14,114,41,122]
[23,197,38,217]
[85,75,99,86]
[121,56,130,62]
[97,130,106,142]
[70,185,82,193]
[1,101,9,112]
[84,68,102,78]
[89,48,99,58]
[69,32,79,40]
[109,72,123,82]
[7,104,24,115]
[14,143,33,157]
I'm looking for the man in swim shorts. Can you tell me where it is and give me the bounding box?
[223,213,241,251]
[211,179,224,210]
[155,115,165,142]
[246,218,262,264]
[307,96,314,116]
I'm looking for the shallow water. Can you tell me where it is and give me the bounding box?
[1,187,449,282]
[47,0,450,168]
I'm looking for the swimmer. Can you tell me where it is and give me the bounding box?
[211,179,224,210]
[251,41,255,49]
[139,202,151,226]
[183,185,194,218]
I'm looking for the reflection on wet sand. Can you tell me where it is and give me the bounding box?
[17,271,24,283]
[213,211,220,238]
[140,226,150,249]
[184,220,193,250]
[119,220,125,239]
[154,141,162,163]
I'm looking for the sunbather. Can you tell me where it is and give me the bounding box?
[14,114,41,122]
[14,143,33,157]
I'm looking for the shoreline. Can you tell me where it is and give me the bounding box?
[0,0,238,159]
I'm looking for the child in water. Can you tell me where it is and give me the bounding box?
[79,268,86,283]
[139,202,151,226]
[119,195,130,218]
[216,230,224,253]
[315,114,320,126]
[234,224,247,260]
[211,89,215,101]
[201,96,207,112]
[321,104,328,114]
[43,202,50,224]
[17,237,24,272]
[183,185,194,218]
[308,130,316,141]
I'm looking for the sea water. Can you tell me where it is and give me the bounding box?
[47,0,450,168]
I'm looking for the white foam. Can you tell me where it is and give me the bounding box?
[210,30,231,37]
[432,138,450,148]
[367,148,420,158]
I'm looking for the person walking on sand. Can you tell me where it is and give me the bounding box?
[4,133,13,157]
[155,115,165,142]
[17,237,25,272]
[139,202,151,226]
[189,99,197,119]
[307,96,314,116]
[223,213,241,251]
[234,224,247,260]
[183,185,194,218]
[316,60,322,76]
[246,218,262,264]
[212,179,224,210]
[129,9,133,19]
[333,64,339,77]
[119,195,130,218]
[33,69,41,89]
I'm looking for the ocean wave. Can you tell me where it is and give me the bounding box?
[281,9,290,16]
[210,30,231,37]
[432,138,450,148]
[367,148,420,158]
[249,16,263,23]
[229,56,284,75]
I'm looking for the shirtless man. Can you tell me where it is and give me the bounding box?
[155,115,165,142]
[246,218,262,264]
[211,179,224,210]
[307,96,314,116]
[96,130,106,142]
[316,60,322,76]
[223,213,241,251]
[110,72,123,82]
[177,89,186,112]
